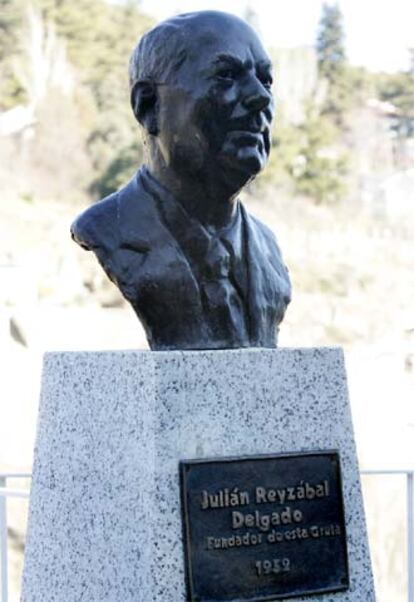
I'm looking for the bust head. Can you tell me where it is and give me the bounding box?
[129,11,274,197]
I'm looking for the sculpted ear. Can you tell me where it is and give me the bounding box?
[130,81,159,135]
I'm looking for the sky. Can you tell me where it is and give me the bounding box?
[139,0,414,73]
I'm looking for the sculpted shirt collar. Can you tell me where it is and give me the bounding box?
[140,167,250,343]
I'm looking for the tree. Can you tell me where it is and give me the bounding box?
[0,0,154,199]
[91,140,143,198]
[264,104,348,204]
[316,2,352,124]
[294,107,348,203]
[317,3,346,82]
[0,0,23,61]
[32,0,154,193]
[0,0,27,108]
[376,61,414,138]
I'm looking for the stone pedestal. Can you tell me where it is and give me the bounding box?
[22,348,374,601]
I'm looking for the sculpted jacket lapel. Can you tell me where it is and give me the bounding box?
[145,174,252,347]
[119,169,209,348]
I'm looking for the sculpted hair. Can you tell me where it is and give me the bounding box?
[129,16,193,88]
[129,10,252,88]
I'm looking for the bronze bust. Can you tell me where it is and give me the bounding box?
[71,11,291,350]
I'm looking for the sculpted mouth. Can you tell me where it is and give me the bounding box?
[229,130,264,146]
[228,113,269,133]
[218,122,271,175]
[226,126,271,157]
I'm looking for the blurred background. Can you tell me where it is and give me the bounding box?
[0,0,413,600]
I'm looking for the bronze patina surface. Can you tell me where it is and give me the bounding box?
[71,11,291,350]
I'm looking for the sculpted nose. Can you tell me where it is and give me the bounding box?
[242,80,271,112]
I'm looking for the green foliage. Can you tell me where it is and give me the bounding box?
[0,0,154,197]
[32,0,153,184]
[33,0,152,98]
[345,65,377,102]
[91,141,143,198]
[374,65,414,139]
[272,0,353,203]
[0,0,396,206]
[388,74,414,116]
[261,106,301,188]
[294,109,348,203]
[0,0,27,109]
[0,0,23,61]
[316,2,346,83]
[268,106,348,204]
[295,151,348,204]
[0,63,27,110]
[316,2,353,124]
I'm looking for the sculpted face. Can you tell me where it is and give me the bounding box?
[153,13,274,191]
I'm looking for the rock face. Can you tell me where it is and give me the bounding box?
[22,348,374,601]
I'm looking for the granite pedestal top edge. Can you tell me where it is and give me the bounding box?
[42,346,344,358]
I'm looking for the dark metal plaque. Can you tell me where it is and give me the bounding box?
[180,451,349,602]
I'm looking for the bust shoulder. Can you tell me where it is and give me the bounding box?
[242,208,291,305]
[70,170,156,253]
[243,209,285,260]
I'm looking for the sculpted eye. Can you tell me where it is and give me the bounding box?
[215,67,238,81]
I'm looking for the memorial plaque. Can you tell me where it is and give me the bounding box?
[180,451,349,601]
